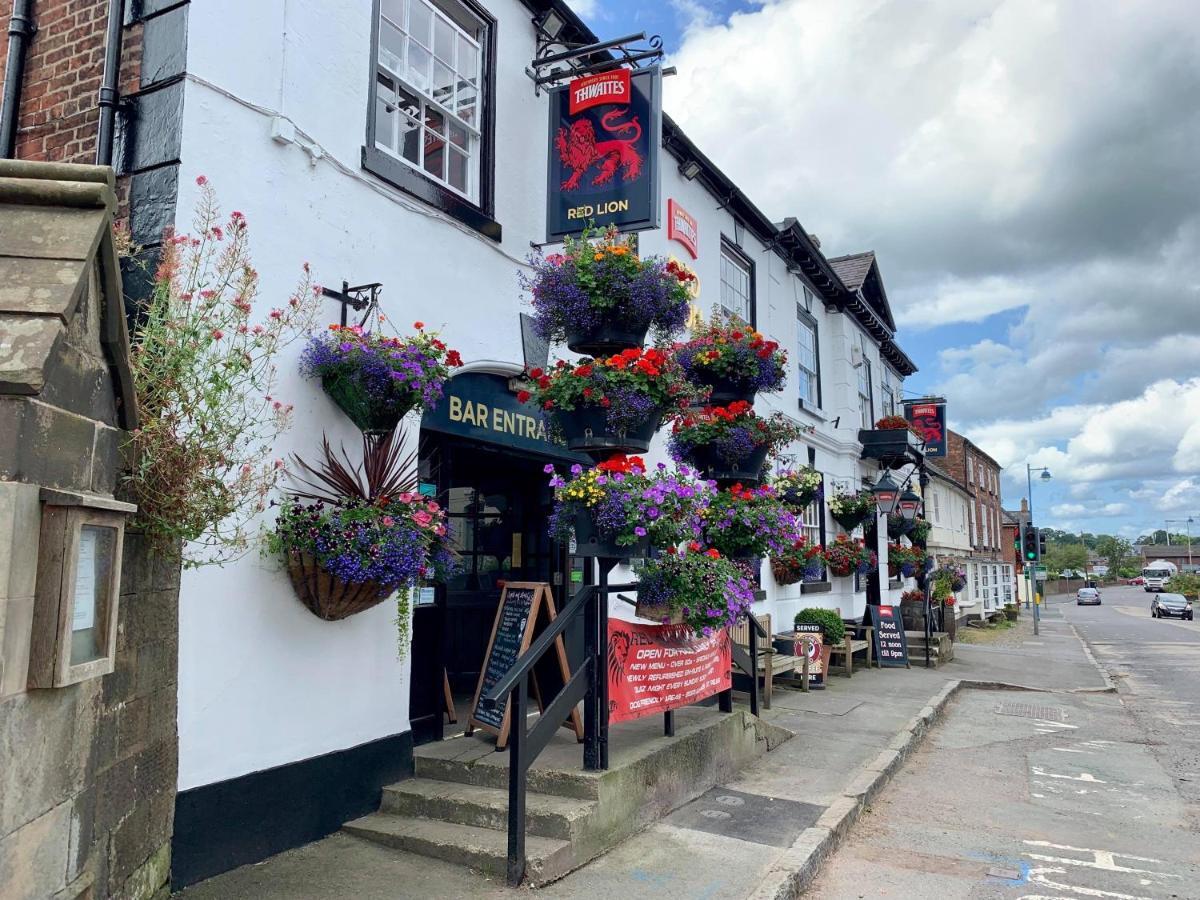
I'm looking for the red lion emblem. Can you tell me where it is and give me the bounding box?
[555,109,642,191]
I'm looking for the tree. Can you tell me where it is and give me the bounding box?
[1095,536,1133,574]
[1044,543,1089,576]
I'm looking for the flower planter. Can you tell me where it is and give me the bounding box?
[692,370,758,406]
[564,319,649,357]
[683,442,771,485]
[555,405,660,454]
[321,374,412,435]
[832,509,872,531]
[634,596,684,625]
[286,550,392,620]
[572,509,650,559]
[779,485,818,510]
[828,563,854,578]
[887,516,915,539]
[858,428,924,463]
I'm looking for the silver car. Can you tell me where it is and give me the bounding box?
[1076,587,1101,606]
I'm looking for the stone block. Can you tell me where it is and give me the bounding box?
[0,314,65,394]
[0,256,88,318]
[67,782,98,882]
[119,533,154,598]
[0,802,72,900]
[0,596,35,698]
[0,397,97,492]
[0,481,41,600]
[106,791,174,896]
[116,695,151,758]
[118,589,177,652]
[135,640,178,696]
[111,840,170,900]
[91,424,124,495]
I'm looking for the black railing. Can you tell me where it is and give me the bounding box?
[481,562,763,886]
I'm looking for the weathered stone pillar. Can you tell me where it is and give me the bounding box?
[0,160,178,900]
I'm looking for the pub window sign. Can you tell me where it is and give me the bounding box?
[28,492,134,688]
[546,67,662,241]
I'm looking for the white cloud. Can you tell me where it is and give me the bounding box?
[564,0,600,18]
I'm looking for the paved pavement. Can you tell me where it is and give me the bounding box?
[808,591,1200,900]
[175,603,1115,900]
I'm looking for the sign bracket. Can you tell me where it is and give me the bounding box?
[526,29,665,94]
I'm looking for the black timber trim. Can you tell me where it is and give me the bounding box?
[171,730,414,890]
[720,234,756,329]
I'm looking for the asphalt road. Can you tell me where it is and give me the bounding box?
[808,589,1200,900]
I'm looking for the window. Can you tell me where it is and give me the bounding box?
[967,457,975,483]
[969,504,976,545]
[367,0,498,237]
[881,367,900,418]
[931,487,941,524]
[857,335,874,428]
[720,238,754,324]
[796,305,820,408]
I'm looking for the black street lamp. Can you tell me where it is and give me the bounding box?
[871,472,901,516]
[897,487,922,522]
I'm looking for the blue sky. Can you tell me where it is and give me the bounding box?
[565,0,1200,540]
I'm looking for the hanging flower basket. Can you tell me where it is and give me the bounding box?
[828,487,877,532]
[831,508,873,531]
[555,405,661,454]
[572,508,651,558]
[634,546,755,635]
[684,441,771,484]
[770,468,823,511]
[634,596,685,625]
[771,537,825,586]
[674,311,787,404]
[523,227,693,354]
[564,320,650,357]
[823,534,874,578]
[886,513,915,539]
[670,401,809,486]
[286,550,392,620]
[301,323,464,434]
[701,482,798,560]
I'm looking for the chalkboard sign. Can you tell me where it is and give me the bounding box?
[467,583,582,748]
[869,604,910,668]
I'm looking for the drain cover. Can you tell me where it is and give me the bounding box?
[995,702,1068,722]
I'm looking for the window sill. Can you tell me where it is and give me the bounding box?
[362,145,502,242]
[796,399,826,423]
[801,581,832,594]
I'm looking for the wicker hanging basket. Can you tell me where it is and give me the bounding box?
[286,550,392,620]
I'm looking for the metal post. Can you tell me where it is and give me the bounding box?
[748,623,760,717]
[506,675,528,887]
[582,583,599,771]
[800,641,810,692]
[718,687,733,712]
[597,559,611,771]
[663,710,674,737]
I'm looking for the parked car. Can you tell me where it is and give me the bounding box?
[1127,576,1145,586]
[1076,588,1101,606]
[1151,593,1193,621]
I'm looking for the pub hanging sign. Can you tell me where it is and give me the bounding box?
[904,397,947,458]
[546,66,662,241]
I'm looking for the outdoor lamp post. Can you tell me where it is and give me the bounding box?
[897,488,922,522]
[871,471,901,516]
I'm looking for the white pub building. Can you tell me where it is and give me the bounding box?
[147,0,921,884]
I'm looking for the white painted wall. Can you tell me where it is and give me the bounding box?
[174,0,912,789]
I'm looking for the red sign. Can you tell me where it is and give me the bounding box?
[667,199,699,258]
[904,397,947,458]
[607,620,731,724]
[568,69,632,115]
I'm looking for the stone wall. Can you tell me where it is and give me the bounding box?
[0,161,178,900]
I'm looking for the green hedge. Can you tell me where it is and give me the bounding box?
[794,607,846,644]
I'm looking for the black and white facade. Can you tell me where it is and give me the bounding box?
[151,0,920,883]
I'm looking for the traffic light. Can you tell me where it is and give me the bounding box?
[1038,530,1047,559]
[1023,525,1038,561]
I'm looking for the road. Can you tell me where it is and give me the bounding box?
[808,588,1200,900]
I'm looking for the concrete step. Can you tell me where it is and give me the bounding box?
[343,813,572,885]
[380,778,597,841]
[415,752,600,800]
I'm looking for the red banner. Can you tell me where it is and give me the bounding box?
[607,620,731,724]
[568,69,632,114]
[667,198,699,258]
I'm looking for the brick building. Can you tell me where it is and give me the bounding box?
[944,430,1012,618]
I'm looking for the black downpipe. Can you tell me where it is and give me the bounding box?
[0,0,35,159]
[95,0,123,166]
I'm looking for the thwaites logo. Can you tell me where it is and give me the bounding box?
[569,69,631,114]
[555,69,642,192]
[667,199,699,258]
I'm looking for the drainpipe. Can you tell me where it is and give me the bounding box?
[95,0,123,165]
[0,0,35,158]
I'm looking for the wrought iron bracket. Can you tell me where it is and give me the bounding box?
[525,25,664,95]
[321,280,383,328]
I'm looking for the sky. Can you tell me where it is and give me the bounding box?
[567,0,1200,542]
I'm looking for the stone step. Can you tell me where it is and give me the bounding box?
[342,813,573,886]
[415,752,600,801]
[380,778,597,841]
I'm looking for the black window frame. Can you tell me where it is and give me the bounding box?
[363,0,501,241]
[796,302,822,412]
[719,234,756,328]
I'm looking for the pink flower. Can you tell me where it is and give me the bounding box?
[195,175,208,186]
[382,516,395,527]
[211,329,224,340]
[413,510,433,527]
[270,309,282,319]
[252,325,265,334]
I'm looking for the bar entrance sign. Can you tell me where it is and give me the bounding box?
[868,604,910,668]
[467,582,583,749]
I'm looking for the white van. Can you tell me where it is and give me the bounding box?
[1142,560,1178,592]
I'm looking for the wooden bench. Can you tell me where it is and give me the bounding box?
[731,613,797,709]
[827,626,874,676]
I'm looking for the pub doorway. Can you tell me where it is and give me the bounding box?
[409,435,587,744]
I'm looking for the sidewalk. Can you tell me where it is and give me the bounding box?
[177,599,1106,900]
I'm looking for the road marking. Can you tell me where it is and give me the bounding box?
[1051,747,1088,753]
[1030,767,1105,783]
[1024,868,1152,899]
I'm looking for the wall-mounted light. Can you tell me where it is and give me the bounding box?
[535,9,567,40]
[679,160,702,181]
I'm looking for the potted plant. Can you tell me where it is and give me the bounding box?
[269,430,457,645]
[823,534,876,577]
[908,517,932,544]
[700,482,799,563]
[793,607,844,677]
[521,348,698,453]
[547,454,713,558]
[770,467,823,511]
[770,537,825,586]
[674,310,787,403]
[828,486,876,531]
[886,512,914,539]
[670,401,809,484]
[634,544,755,635]
[888,542,921,578]
[522,226,693,355]
[300,322,464,434]
[858,415,925,463]
[932,564,966,593]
